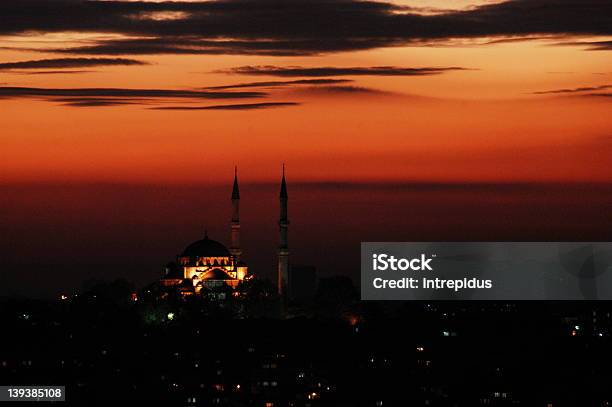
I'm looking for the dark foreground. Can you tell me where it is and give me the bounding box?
[2,292,612,407]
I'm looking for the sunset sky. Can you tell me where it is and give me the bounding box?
[1,0,611,296]
[1,0,611,183]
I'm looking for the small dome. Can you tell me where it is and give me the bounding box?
[201,268,232,280]
[182,236,230,258]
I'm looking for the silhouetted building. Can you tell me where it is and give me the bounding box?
[160,168,250,297]
[277,165,290,297]
[160,167,291,298]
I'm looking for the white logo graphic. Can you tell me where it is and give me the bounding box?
[372,253,434,271]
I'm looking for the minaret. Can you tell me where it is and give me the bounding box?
[277,164,290,297]
[230,166,242,261]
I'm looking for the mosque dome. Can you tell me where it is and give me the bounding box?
[181,235,230,258]
[201,268,233,280]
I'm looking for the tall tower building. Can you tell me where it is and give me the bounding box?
[278,165,290,296]
[230,166,242,261]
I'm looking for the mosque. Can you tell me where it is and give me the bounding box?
[160,167,289,298]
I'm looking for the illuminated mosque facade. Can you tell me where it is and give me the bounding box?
[160,167,289,297]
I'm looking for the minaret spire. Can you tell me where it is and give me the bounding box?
[230,166,242,261]
[280,163,287,200]
[278,164,289,297]
[232,166,240,200]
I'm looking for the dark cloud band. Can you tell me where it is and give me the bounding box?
[0,58,147,70]
[0,86,266,108]
[205,79,352,90]
[0,87,264,99]
[0,0,609,56]
[221,66,468,77]
[533,84,612,94]
[554,40,612,51]
[151,102,299,110]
